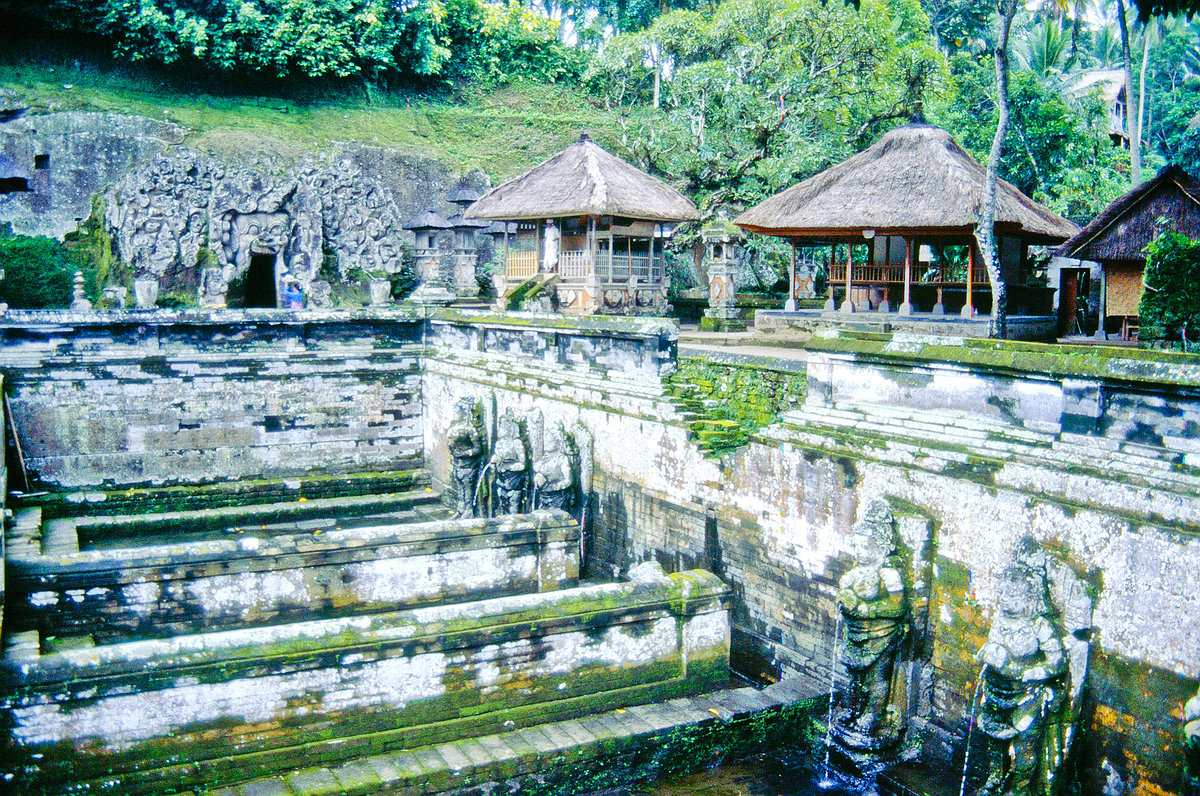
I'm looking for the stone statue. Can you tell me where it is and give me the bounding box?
[1186,684,1200,796]
[975,556,1073,796]
[490,409,528,515]
[533,422,575,512]
[447,398,484,518]
[834,499,907,750]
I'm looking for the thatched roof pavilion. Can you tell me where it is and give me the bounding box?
[734,121,1077,323]
[736,121,1077,243]
[466,135,698,316]
[467,134,699,223]
[1058,165,1200,339]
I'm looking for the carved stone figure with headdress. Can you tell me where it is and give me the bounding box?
[447,398,484,518]
[976,557,1070,796]
[490,408,528,515]
[835,498,907,750]
[533,422,575,512]
[1185,683,1200,796]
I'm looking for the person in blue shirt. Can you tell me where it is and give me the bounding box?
[281,275,303,309]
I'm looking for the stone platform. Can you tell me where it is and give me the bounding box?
[203,682,820,796]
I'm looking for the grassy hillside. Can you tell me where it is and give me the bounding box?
[0,59,623,180]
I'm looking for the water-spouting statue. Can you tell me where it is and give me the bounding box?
[834,499,907,751]
[1186,684,1200,795]
[490,408,528,515]
[534,422,576,512]
[447,397,484,518]
[975,537,1091,796]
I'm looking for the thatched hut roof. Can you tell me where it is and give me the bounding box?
[734,121,1079,244]
[1058,165,1200,264]
[402,210,451,230]
[466,134,699,223]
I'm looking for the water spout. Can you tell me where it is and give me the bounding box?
[820,613,843,788]
[958,663,988,796]
[474,461,495,516]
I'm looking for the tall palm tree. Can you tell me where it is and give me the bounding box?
[1017,17,1074,80]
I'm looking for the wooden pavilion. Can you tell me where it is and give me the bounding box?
[1058,165,1200,340]
[466,134,699,315]
[735,120,1079,325]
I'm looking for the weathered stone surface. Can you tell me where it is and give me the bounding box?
[0,571,729,793]
[8,510,580,642]
[0,112,185,239]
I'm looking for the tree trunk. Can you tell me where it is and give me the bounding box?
[1138,23,1151,176]
[977,0,1020,340]
[1118,0,1140,185]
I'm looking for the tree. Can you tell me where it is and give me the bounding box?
[1118,0,1143,184]
[1140,230,1200,344]
[975,0,1021,339]
[1131,0,1200,20]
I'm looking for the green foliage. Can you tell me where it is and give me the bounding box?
[0,224,94,309]
[666,357,806,457]
[0,0,579,88]
[934,54,1128,223]
[1139,229,1200,343]
[63,196,127,298]
[586,0,947,220]
[919,0,992,52]
[156,288,198,308]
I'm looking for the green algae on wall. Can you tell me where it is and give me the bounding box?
[666,357,806,457]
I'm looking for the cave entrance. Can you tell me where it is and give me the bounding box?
[244,254,278,308]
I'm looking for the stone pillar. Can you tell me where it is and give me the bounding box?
[403,213,455,306]
[701,222,745,332]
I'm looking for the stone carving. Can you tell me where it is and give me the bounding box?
[447,398,484,519]
[1185,684,1200,795]
[490,408,528,515]
[103,145,481,308]
[975,538,1092,796]
[533,421,576,512]
[69,271,91,311]
[835,499,907,751]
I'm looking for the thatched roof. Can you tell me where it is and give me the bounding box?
[466,134,699,223]
[1058,165,1200,264]
[402,210,451,230]
[734,121,1079,244]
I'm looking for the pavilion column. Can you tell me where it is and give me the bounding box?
[786,241,797,311]
[840,243,855,313]
[1095,267,1108,340]
[899,237,914,316]
[585,216,600,313]
[961,241,976,318]
[824,244,837,311]
[875,236,890,312]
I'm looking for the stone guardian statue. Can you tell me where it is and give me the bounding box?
[1185,683,1200,796]
[447,398,484,518]
[533,422,575,512]
[834,499,907,751]
[490,409,528,515]
[975,560,1070,796]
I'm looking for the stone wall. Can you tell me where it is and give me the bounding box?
[422,323,1200,796]
[1,570,729,794]
[8,510,579,643]
[0,308,426,489]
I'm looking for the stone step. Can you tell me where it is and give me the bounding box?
[41,518,79,555]
[71,488,447,540]
[201,683,822,796]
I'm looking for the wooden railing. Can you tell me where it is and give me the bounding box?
[504,249,667,284]
[506,251,539,280]
[828,263,988,286]
[558,250,589,280]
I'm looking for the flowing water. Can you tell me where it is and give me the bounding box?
[821,613,844,787]
[957,663,988,796]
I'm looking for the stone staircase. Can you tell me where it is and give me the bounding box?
[0,477,779,795]
[779,400,1200,498]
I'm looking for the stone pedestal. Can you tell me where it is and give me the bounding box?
[454,250,479,299]
[409,249,455,306]
[369,278,392,306]
[700,222,745,332]
[133,277,159,309]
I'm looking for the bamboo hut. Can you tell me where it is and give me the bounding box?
[1058,165,1200,340]
[466,134,699,315]
[735,120,1079,328]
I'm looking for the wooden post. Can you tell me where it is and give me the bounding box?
[841,242,855,313]
[961,241,976,318]
[824,243,837,311]
[786,241,797,311]
[899,237,913,316]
